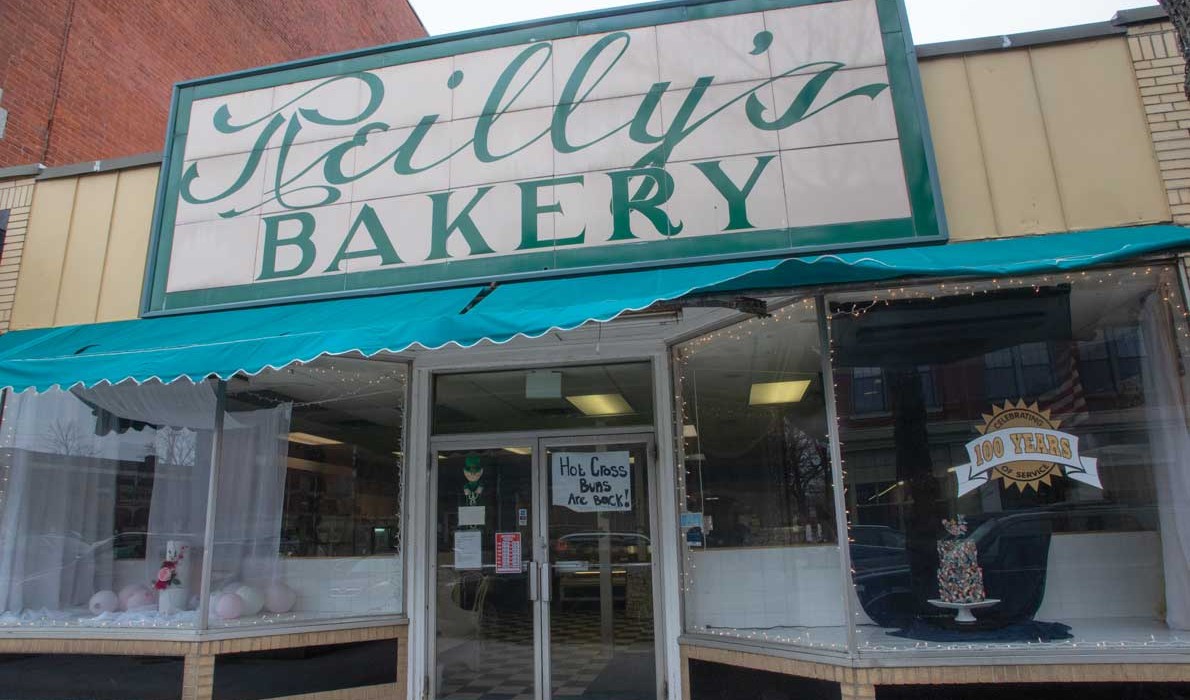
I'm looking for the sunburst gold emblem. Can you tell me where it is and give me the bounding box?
[975,400,1063,492]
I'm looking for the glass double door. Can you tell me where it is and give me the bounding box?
[432,436,657,700]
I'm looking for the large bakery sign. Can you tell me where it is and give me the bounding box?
[144,0,944,313]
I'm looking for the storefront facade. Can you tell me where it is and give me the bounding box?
[0,2,1189,700]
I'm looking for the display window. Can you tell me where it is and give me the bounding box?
[0,356,407,631]
[213,356,407,626]
[0,380,217,629]
[831,266,1190,651]
[675,299,847,650]
[675,265,1190,655]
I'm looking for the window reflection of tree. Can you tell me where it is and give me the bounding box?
[775,417,832,543]
[41,419,98,457]
[694,404,831,547]
[154,428,196,467]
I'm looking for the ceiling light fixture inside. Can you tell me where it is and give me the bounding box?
[566,393,634,416]
[748,380,811,406]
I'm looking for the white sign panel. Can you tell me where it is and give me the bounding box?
[552,451,633,512]
[458,505,486,526]
[148,0,943,312]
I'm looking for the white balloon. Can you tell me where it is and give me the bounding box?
[89,590,118,615]
[235,585,265,616]
[264,582,297,613]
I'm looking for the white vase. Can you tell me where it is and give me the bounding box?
[158,587,187,615]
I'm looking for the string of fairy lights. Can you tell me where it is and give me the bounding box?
[238,360,408,410]
[674,264,1190,652]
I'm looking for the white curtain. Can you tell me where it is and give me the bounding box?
[83,381,220,587]
[0,390,121,613]
[0,380,292,618]
[142,425,212,590]
[81,382,293,593]
[1140,295,1190,630]
[210,404,292,588]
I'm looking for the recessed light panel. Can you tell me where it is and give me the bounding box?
[565,393,633,416]
[748,380,811,406]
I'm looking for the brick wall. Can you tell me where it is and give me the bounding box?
[0,179,33,332]
[0,0,73,166]
[1128,18,1190,224]
[0,0,425,168]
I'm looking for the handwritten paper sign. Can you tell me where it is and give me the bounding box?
[551,452,632,512]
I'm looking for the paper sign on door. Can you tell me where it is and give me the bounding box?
[454,530,482,570]
[551,451,632,512]
[495,532,522,574]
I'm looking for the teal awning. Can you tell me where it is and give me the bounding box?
[0,225,1187,392]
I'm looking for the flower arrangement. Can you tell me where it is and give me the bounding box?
[941,515,969,539]
[153,548,186,591]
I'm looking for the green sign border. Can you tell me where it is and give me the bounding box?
[142,0,946,315]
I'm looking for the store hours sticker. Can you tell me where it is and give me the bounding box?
[495,532,522,574]
[551,452,632,512]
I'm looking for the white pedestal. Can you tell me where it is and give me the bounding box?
[159,587,187,615]
[928,598,1001,623]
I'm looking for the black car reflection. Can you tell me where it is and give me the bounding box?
[851,502,1153,628]
[553,532,651,604]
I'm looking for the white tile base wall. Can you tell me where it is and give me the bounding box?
[685,545,846,629]
[279,556,403,616]
[1035,531,1163,620]
[685,531,1165,632]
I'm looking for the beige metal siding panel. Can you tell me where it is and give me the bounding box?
[97,166,159,322]
[964,50,1067,236]
[918,56,998,240]
[10,177,78,330]
[55,172,120,326]
[1030,38,1170,229]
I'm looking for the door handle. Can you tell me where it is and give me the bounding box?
[529,561,539,601]
[540,561,552,603]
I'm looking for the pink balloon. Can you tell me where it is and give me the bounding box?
[215,592,244,620]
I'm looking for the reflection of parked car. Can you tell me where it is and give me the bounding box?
[851,502,1154,628]
[851,525,906,549]
[553,532,649,561]
[850,525,912,624]
[850,525,906,569]
[552,532,650,604]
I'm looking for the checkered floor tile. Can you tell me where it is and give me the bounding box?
[437,605,655,700]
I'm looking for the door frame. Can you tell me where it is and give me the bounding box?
[426,429,659,700]
[407,348,683,700]
[426,436,540,700]
[535,433,662,700]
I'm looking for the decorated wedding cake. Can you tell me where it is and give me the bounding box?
[936,517,985,604]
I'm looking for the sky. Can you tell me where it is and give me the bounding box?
[409,0,1161,45]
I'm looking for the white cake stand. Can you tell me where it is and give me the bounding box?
[927,598,1000,623]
